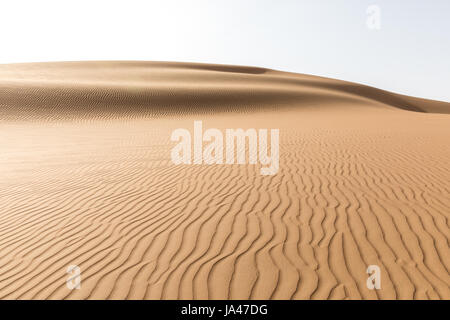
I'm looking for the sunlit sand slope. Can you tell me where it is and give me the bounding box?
[0,62,449,299]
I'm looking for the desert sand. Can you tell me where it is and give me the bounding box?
[0,61,449,299]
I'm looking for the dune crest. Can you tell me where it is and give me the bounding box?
[0,61,448,121]
[0,61,449,300]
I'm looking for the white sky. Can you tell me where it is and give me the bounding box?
[0,0,449,101]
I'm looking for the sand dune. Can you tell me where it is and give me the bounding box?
[0,61,449,299]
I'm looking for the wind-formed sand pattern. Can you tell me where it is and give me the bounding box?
[0,61,449,299]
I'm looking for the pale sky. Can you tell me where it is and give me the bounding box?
[0,0,448,101]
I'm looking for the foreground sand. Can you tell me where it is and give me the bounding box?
[0,61,449,299]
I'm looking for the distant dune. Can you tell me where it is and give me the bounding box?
[0,61,449,121]
[0,61,449,299]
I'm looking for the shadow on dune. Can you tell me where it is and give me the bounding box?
[0,61,449,121]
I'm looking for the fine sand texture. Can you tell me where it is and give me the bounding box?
[0,61,449,299]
